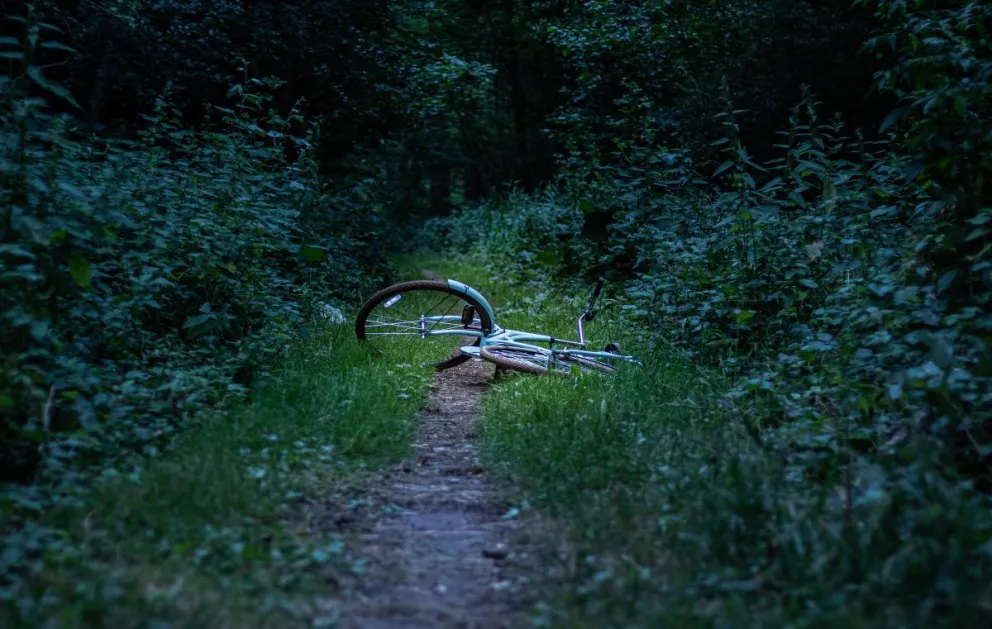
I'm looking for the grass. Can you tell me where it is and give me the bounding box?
[9,253,984,628]
[471,277,740,628]
[468,259,992,629]
[1,322,434,628]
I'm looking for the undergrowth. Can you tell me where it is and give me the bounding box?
[0,323,433,628]
[1,27,393,484]
[413,38,992,620]
[462,253,991,626]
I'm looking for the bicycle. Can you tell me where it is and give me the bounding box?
[354,276,639,375]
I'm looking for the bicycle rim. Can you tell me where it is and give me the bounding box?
[355,280,492,370]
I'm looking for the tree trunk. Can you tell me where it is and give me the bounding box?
[87,36,113,125]
[429,160,451,215]
[504,0,532,190]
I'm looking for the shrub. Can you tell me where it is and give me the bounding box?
[0,28,390,482]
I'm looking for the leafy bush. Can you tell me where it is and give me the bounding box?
[416,190,588,282]
[483,346,992,627]
[1,324,434,628]
[0,27,391,483]
[424,3,992,623]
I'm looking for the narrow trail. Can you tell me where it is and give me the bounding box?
[339,358,525,629]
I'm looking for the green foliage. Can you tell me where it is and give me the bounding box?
[23,0,412,163]
[416,190,588,283]
[0,19,391,482]
[1,324,433,627]
[2,0,990,624]
[425,1,992,619]
[864,0,992,213]
[478,276,992,628]
[545,0,885,168]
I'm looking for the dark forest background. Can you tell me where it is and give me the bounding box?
[2,0,991,626]
[3,0,896,208]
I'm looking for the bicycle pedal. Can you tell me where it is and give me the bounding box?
[461,304,476,326]
[604,342,621,354]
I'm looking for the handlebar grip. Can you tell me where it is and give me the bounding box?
[592,277,605,299]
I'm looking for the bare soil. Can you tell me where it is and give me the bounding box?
[337,358,526,629]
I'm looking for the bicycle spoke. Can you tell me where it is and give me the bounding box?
[357,284,485,368]
[365,319,466,333]
[426,296,459,335]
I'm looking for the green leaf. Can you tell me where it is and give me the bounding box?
[789,190,807,208]
[0,395,12,409]
[310,549,330,564]
[887,381,903,400]
[0,244,36,260]
[713,161,734,177]
[966,227,989,242]
[40,41,77,53]
[536,248,559,266]
[930,336,954,369]
[739,153,768,172]
[879,108,905,132]
[26,66,81,109]
[579,199,596,214]
[183,313,215,329]
[300,244,327,262]
[69,256,91,288]
[736,310,755,324]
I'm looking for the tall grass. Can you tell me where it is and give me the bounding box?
[478,275,991,628]
[2,323,433,628]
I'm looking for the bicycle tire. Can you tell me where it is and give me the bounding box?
[355,280,492,371]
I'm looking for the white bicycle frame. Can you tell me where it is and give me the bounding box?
[417,279,639,365]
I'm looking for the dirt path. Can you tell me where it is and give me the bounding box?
[338,358,524,629]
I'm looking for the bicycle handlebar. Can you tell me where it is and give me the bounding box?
[588,277,606,310]
[577,278,605,346]
[577,278,606,346]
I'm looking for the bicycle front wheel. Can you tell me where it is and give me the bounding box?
[355,280,492,371]
[480,344,615,376]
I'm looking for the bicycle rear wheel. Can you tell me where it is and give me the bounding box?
[480,344,615,375]
[355,280,492,371]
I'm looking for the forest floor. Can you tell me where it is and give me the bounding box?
[4,257,690,628]
[337,356,526,629]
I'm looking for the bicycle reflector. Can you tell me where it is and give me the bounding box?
[461,304,476,326]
